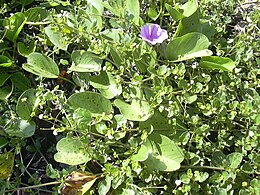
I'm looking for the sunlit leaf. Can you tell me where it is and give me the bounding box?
[69,50,102,73]
[126,0,140,25]
[54,137,91,165]
[166,0,198,21]
[68,92,113,117]
[0,55,13,67]
[114,99,154,121]
[166,32,212,62]
[45,26,68,50]
[90,71,122,99]
[4,12,27,42]
[142,133,184,171]
[227,152,243,169]
[98,175,112,195]
[199,56,236,72]
[23,52,59,78]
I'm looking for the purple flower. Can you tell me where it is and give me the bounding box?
[140,24,168,45]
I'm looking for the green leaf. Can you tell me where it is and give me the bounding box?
[90,71,122,99]
[199,56,236,72]
[165,3,185,21]
[142,133,184,171]
[0,82,13,100]
[25,7,50,22]
[23,52,59,78]
[215,188,227,195]
[5,119,36,138]
[73,108,92,130]
[139,111,186,136]
[20,0,34,6]
[0,137,9,149]
[166,0,198,21]
[250,178,260,189]
[181,0,198,18]
[98,175,112,195]
[87,0,104,15]
[175,11,215,39]
[126,0,140,25]
[68,50,102,73]
[131,145,149,161]
[114,99,154,121]
[0,55,13,67]
[211,151,227,168]
[254,114,260,125]
[17,41,36,57]
[54,137,91,165]
[166,32,212,62]
[16,89,37,120]
[45,26,68,50]
[0,42,10,52]
[227,152,243,169]
[0,152,14,179]
[0,72,11,86]
[101,29,122,43]
[67,92,113,116]
[4,12,27,42]
[241,162,254,174]
[10,72,31,91]
[184,94,197,104]
[148,7,160,21]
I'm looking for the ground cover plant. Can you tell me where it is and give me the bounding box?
[0,0,259,194]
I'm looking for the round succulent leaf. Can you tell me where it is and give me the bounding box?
[143,133,184,171]
[114,99,154,121]
[227,152,243,169]
[68,92,113,116]
[131,145,149,161]
[54,137,91,166]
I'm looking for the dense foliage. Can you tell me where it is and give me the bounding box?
[0,0,259,194]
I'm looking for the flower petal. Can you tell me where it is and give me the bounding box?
[140,24,168,45]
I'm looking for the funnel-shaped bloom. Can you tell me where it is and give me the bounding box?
[140,24,168,45]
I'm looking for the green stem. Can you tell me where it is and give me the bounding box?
[5,181,61,192]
